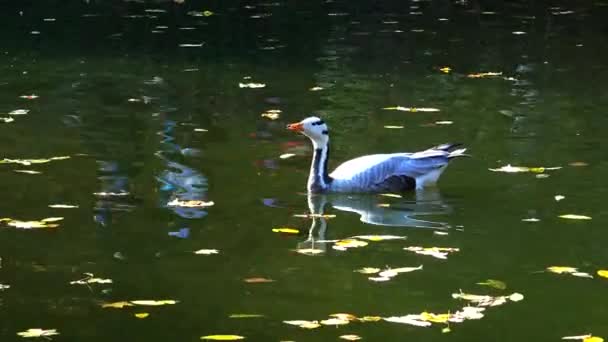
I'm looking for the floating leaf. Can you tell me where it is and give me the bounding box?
[0,117,14,123]
[229,314,264,319]
[477,279,507,290]
[239,83,265,89]
[201,335,245,341]
[360,316,382,322]
[9,109,29,115]
[339,335,361,341]
[70,274,112,285]
[333,239,368,251]
[17,329,59,338]
[354,267,381,274]
[309,86,324,91]
[135,313,149,319]
[379,193,402,198]
[167,199,214,208]
[439,67,451,73]
[547,266,579,274]
[383,125,404,129]
[383,106,440,112]
[279,153,296,159]
[294,248,324,255]
[243,277,274,283]
[261,109,281,120]
[489,165,562,173]
[283,320,321,329]
[194,249,219,255]
[452,291,523,307]
[14,170,41,175]
[384,315,432,327]
[375,265,423,280]
[130,300,178,306]
[555,195,566,201]
[0,156,70,166]
[272,228,299,234]
[19,95,39,99]
[467,72,503,78]
[403,246,459,259]
[368,276,391,282]
[352,235,406,241]
[597,270,608,278]
[320,318,350,326]
[48,204,78,209]
[559,214,591,220]
[102,301,134,309]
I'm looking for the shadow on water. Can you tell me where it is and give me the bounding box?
[298,189,450,253]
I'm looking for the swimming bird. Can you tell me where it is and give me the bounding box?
[286,116,467,193]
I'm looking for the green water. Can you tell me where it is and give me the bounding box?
[2,1,608,341]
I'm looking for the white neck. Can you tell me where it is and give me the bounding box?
[307,138,331,193]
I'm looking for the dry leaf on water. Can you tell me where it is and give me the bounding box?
[547,266,593,278]
[167,199,214,208]
[130,300,178,306]
[559,214,592,220]
[340,335,362,341]
[383,106,440,112]
[272,228,299,234]
[194,249,219,255]
[597,270,608,278]
[102,301,134,309]
[489,165,561,173]
[403,246,459,259]
[134,313,149,319]
[201,335,245,341]
[243,277,274,283]
[477,279,507,290]
[17,329,59,338]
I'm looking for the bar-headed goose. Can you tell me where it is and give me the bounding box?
[286,116,467,193]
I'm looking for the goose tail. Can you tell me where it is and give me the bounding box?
[447,147,469,159]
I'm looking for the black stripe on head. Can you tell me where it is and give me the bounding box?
[311,120,325,126]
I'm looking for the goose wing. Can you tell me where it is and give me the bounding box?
[330,144,463,190]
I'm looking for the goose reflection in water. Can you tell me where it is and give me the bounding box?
[297,189,450,254]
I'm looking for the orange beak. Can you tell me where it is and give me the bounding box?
[286,122,304,132]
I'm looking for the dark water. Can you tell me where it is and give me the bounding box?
[2,1,608,341]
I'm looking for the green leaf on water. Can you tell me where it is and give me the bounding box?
[477,279,507,290]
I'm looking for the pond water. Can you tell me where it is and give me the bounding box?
[1,0,608,341]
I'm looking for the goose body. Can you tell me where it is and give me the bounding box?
[287,116,467,193]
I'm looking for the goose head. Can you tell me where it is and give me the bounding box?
[286,116,329,148]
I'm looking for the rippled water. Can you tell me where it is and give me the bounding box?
[1,1,608,341]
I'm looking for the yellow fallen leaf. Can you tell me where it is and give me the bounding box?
[17,329,59,338]
[547,266,578,274]
[283,320,321,329]
[194,249,219,255]
[359,316,382,322]
[584,337,604,342]
[383,125,404,129]
[272,228,299,234]
[467,71,503,78]
[339,335,362,341]
[597,270,608,278]
[559,214,592,220]
[477,279,507,290]
[201,335,245,341]
[14,170,42,174]
[352,235,406,241]
[167,199,214,208]
[102,301,134,309]
[41,217,64,222]
[439,67,451,73]
[243,277,275,283]
[330,313,358,321]
[229,314,265,318]
[320,318,350,326]
[239,82,265,88]
[48,204,78,209]
[354,267,381,274]
[420,311,450,323]
[135,312,149,318]
[294,248,324,255]
[130,300,178,306]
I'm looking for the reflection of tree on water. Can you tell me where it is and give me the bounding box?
[156,119,209,220]
[298,189,450,253]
